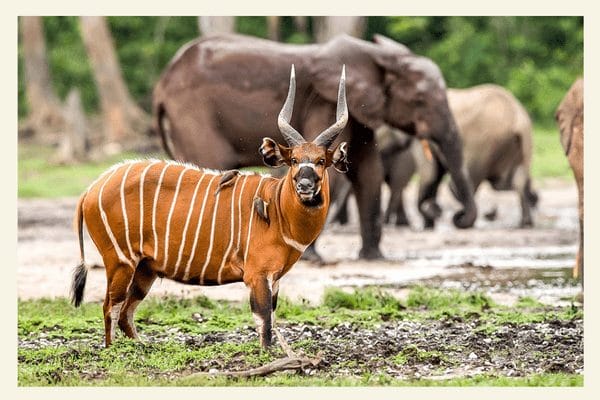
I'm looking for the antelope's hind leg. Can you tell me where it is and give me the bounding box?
[118,259,157,340]
[103,262,135,347]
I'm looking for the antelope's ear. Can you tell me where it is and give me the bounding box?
[328,142,349,173]
[259,137,292,168]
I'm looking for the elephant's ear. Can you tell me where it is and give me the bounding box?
[309,39,387,131]
[373,34,412,56]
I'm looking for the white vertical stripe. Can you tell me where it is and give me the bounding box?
[120,162,139,264]
[183,174,218,281]
[236,175,249,251]
[139,161,159,258]
[98,166,133,267]
[244,176,266,263]
[199,182,223,284]
[152,164,170,260]
[162,167,190,271]
[217,176,241,284]
[172,173,206,278]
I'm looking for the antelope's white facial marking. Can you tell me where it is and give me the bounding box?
[289,143,328,204]
[297,162,316,170]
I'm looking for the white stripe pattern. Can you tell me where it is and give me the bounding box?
[199,181,223,284]
[244,176,267,262]
[236,176,249,252]
[162,167,190,271]
[120,162,139,264]
[98,167,134,268]
[172,174,206,278]
[152,164,171,259]
[217,175,241,284]
[139,161,159,258]
[183,174,218,281]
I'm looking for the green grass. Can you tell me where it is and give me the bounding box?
[17,144,150,198]
[18,125,571,199]
[531,126,572,179]
[18,287,582,386]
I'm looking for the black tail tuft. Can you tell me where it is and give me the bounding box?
[70,261,88,307]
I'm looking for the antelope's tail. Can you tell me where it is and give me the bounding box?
[71,192,88,307]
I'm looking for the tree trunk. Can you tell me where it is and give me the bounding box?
[53,88,89,164]
[313,16,366,42]
[20,16,65,139]
[267,16,280,41]
[79,16,149,150]
[198,16,236,36]
[293,16,308,35]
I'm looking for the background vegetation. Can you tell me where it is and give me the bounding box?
[18,16,583,127]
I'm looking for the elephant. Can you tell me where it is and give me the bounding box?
[332,84,538,229]
[152,33,477,260]
[555,78,583,283]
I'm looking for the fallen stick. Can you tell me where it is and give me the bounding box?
[188,355,322,378]
[274,327,297,358]
[185,328,322,379]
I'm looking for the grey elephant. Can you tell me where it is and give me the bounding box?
[555,78,583,283]
[332,84,538,228]
[152,33,477,260]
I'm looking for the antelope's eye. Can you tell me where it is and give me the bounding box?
[291,158,298,165]
[317,158,325,166]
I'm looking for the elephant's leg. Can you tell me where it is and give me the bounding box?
[388,149,416,227]
[383,191,394,224]
[433,136,477,228]
[347,128,384,260]
[512,164,534,228]
[300,243,323,264]
[417,154,444,229]
[329,178,353,225]
[394,192,410,227]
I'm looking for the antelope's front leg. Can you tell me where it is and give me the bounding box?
[248,274,273,348]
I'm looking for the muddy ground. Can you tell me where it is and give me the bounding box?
[18,178,581,306]
[17,178,583,381]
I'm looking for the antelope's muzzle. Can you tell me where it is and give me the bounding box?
[294,166,320,201]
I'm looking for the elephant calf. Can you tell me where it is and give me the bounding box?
[556,78,583,282]
[331,84,538,228]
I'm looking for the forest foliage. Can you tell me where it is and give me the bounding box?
[17,16,583,127]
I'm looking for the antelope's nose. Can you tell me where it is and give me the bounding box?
[296,178,314,192]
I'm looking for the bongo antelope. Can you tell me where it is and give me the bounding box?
[71,65,349,348]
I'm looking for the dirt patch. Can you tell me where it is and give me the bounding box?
[17,179,581,306]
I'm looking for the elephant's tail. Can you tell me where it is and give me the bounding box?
[155,103,176,159]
